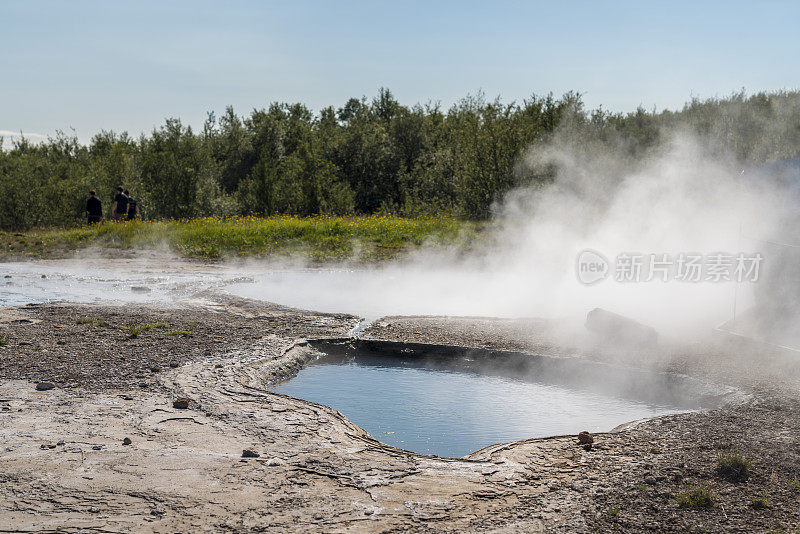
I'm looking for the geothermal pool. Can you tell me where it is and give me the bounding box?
[273,342,721,457]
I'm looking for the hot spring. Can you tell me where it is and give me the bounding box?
[272,340,733,458]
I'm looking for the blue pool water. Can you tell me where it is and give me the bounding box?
[273,352,694,458]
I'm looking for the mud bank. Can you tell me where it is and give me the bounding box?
[2,299,800,532]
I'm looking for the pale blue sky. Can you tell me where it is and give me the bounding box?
[2,0,799,143]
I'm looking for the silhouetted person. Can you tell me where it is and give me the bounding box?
[86,190,102,225]
[124,189,140,220]
[111,186,128,221]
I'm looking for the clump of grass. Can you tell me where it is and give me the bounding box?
[749,497,770,510]
[75,317,108,327]
[635,482,647,492]
[716,449,752,482]
[0,333,8,347]
[165,330,189,336]
[124,321,169,338]
[607,506,620,516]
[676,485,715,508]
[124,323,143,338]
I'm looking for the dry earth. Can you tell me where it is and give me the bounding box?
[1,297,800,532]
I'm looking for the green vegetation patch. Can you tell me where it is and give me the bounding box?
[75,317,108,327]
[675,485,716,509]
[716,449,752,483]
[124,321,170,339]
[1,216,477,262]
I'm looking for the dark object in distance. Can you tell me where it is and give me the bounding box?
[35,381,55,391]
[122,437,132,446]
[578,431,594,445]
[86,190,102,224]
[242,449,260,458]
[585,308,658,347]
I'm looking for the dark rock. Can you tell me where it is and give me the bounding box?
[583,443,593,451]
[172,397,191,409]
[150,366,162,373]
[215,363,224,369]
[131,286,152,293]
[92,445,102,450]
[578,431,594,445]
[169,362,179,368]
[645,476,656,485]
[122,437,132,446]
[242,449,260,458]
[35,381,55,391]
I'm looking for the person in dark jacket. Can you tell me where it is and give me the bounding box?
[86,190,103,224]
[111,186,128,220]
[124,190,140,220]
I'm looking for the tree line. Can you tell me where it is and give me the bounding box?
[1,88,799,230]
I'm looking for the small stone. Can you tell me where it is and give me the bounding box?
[89,506,100,514]
[56,440,64,446]
[645,476,656,485]
[150,366,162,373]
[35,381,55,391]
[242,449,260,458]
[578,431,594,445]
[266,457,282,466]
[139,382,148,388]
[92,445,102,450]
[169,362,179,368]
[214,363,224,369]
[131,286,152,293]
[172,398,191,409]
[41,274,47,279]
[122,437,132,446]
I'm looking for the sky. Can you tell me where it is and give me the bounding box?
[2,0,799,144]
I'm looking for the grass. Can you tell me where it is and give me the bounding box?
[75,317,108,327]
[716,449,752,482]
[0,333,8,347]
[607,506,620,516]
[749,497,770,510]
[165,330,189,336]
[0,215,478,262]
[124,321,169,339]
[675,485,716,508]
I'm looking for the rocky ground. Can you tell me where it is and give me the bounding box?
[2,298,800,532]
